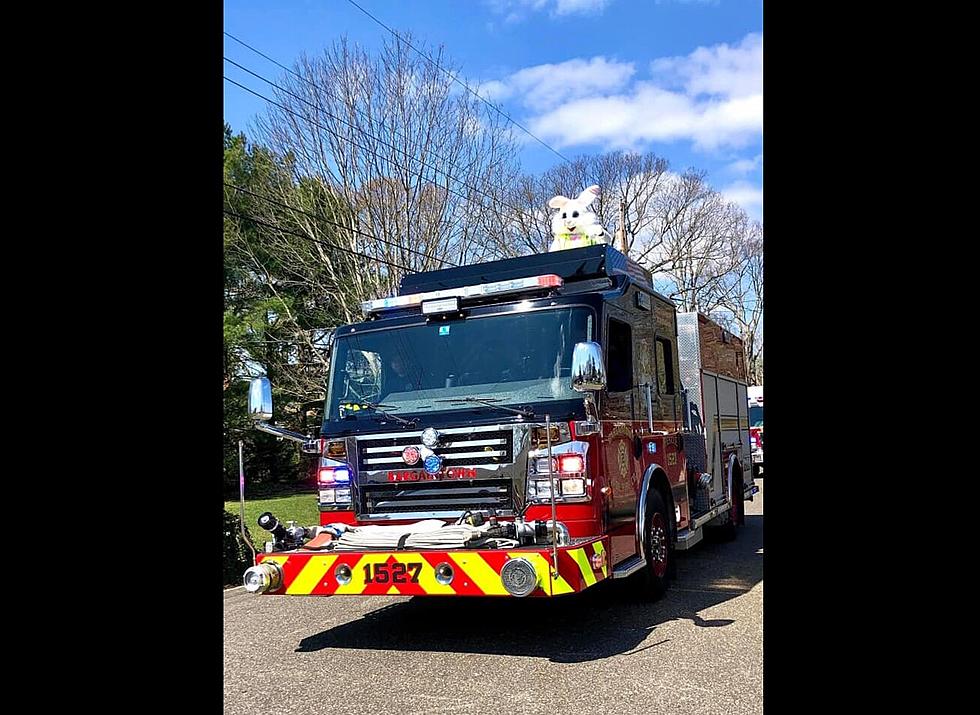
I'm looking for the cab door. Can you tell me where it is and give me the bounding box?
[602,313,639,563]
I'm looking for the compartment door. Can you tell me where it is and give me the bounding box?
[702,373,723,496]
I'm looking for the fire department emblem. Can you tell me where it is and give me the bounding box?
[617,442,629,480]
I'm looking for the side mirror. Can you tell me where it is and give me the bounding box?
[248,377,273,422]
[571,342,606,392]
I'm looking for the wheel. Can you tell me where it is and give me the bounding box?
[708,469,744,542]
[637,489,674,600]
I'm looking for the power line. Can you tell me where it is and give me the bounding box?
[223,32,483,181]
[223,56,534,222]
[223,73,541,226]
[343,0,574,165]
[224,181,459,267]
[223,208,413,272]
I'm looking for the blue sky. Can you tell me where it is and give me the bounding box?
[224,0,762,219]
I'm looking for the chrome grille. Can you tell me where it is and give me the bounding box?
[354,426,518,517]
[356,429,514,470]
[359,479,513,515]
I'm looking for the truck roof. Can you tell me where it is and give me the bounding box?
[398,244,672,305]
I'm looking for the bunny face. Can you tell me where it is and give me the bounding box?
[549,185,601,236]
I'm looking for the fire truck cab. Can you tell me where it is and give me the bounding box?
[243,245,758,599]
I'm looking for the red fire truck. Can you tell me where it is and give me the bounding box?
[242,245,758,599]
[747,386,763,477]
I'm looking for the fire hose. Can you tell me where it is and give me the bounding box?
[330,519,520,551]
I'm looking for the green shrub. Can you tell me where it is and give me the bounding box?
[223,510,255,586]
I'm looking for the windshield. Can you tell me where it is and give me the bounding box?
[326,307,592,421]
[749,405,763,427]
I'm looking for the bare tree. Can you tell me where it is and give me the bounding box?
[252,34,521,296]
[493,151,670,259]
[644,172,749,313]
[715,222,764,384]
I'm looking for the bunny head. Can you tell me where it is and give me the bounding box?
[548,185,602,237]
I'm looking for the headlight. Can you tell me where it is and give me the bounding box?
[527,477,586,499]
[560,478,585,496]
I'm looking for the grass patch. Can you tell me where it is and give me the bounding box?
[224,492,320,546]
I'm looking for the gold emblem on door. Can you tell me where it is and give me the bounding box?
[617,441,629,479]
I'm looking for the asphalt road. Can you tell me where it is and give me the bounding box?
[224,479,763,714]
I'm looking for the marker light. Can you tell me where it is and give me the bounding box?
[362,274,564,314]
[319,467,351,484]
[325,441,347,458]
[534,454,585,474]
[423,454,443,475]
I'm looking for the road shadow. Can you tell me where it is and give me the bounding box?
[296,514,762,663]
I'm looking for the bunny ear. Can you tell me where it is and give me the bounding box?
[548,195,570,209]
[577,185,601,205]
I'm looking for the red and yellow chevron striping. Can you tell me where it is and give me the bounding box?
[256,537,609,597]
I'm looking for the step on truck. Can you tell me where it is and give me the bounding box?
[242,244,758,599]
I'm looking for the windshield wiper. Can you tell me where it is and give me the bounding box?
[434,396,535,419]
[343,402,417,427]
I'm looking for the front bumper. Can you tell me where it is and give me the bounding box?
[253,536,609,597]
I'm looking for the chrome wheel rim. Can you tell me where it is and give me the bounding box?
[648,511,668,577]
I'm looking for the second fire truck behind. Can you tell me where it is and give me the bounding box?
[243,245,758,599]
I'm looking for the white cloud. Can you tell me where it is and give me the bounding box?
[554,0,611,14]
[485,33,762,152]
[720,180,763,220]
[479,57,635,110]
[726,153,762,175]
[484,0,611,22]
[529,84,761,151]
[651,33,762,98]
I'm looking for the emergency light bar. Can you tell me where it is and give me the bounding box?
[361,274,563,315]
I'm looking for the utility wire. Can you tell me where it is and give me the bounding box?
[224,31,483,179]
[223,208,413,272]
[224,181,458,267]
[224,73,541,226]
[343,0,574,165]
[223,56,534,222]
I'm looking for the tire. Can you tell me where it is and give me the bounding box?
[637,489,674,600]
[712,511,738,542]
[709,469,743,542]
